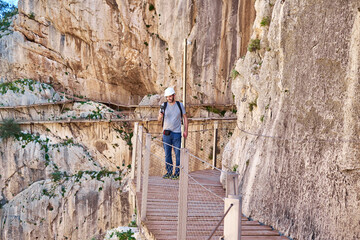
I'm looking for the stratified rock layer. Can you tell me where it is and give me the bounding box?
[1,0,255,105]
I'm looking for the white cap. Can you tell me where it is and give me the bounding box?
[164,87,175,97]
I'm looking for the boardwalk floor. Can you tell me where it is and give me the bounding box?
[136,169,288,240]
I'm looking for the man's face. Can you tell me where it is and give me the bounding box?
[166,94,175,103]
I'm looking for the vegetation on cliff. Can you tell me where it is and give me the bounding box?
[0,79,53,95]
[0,0,17,38]
[0,118,20,139]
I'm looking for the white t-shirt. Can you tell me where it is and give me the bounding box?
[161,102,186,133]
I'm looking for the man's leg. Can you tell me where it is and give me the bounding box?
[172,132,182,176]
[163,134,173,175]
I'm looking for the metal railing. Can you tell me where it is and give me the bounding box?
[130,122,241,239]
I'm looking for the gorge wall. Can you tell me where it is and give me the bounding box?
[0,0,254,239]
[1,0,254,105]
[1,0,359,239]
[0,80,132,239]
[224,0,360,239]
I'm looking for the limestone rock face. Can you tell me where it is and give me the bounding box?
[0,132,130,239]
[0,177,129,240]
[0,82,132,239]
[0,0,254,105]
[225,0,360,239]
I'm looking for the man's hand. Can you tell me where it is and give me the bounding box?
[183,131,188,138]
[157,112,164,122]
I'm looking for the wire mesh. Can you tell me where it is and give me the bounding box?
[135,121,238,239]
[138,131,181,238]
[147,124,235,173]
[185,121,236,170]
[184,154,226,240]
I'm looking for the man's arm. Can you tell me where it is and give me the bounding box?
[183,114,188,138]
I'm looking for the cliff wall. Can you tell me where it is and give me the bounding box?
[224,0,360,239]
[1,0,254,105]
[0,0,254,238]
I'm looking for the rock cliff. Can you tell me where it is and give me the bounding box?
[3,0,358,239]
[0,0,253,239]
[0,80,132,239]
[1,0,254,105]
[225,0,360,239]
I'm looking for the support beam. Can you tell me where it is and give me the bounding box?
[212,121,218,169]
[182,38,187,149]
[226,172,239,196]
[177,148,189,240]
[136,126,143,192]
[141,133,151,221]
[131,122,139,180]
[224,195,242,240]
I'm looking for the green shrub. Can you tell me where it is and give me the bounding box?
[205,106,226,117]
[231,69,240,79]
[0,79,52,95]
[114,123,133,150]
[51,171,68,182]
[260,16,271,26]
[0,1,18,36]
[86,107,103,119]
[111,230,135,240]
[0,119,21,139]
[232,164,238,172]
[149,4,155,11]
[248,39,261,52]
[128,220,137,227]
[29,12,35,20]
[248,99,257,112]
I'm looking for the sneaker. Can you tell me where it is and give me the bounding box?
[171,174,179,180]
[162,173,171,179]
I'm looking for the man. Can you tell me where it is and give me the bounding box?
[158,87,188,180]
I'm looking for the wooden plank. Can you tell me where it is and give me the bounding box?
[242,230,282,236]
[153,235,288,240]
[145,214,249,221]
[241,237,288,240]
[144,225,273,231]
[137,170,288,240]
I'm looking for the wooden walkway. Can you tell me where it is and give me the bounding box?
[136,170,288,240]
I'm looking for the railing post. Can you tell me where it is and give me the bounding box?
[212,121,218,169]
[177,148,189,240]
[140,133,151,221]
[224,195,242,240]
[136,126,143,192]
[131,122,139,180]
[226,172,239,196]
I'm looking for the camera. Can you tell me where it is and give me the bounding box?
[160,105,165,114]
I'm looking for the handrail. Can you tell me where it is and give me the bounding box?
[207,203,234,240]
[0,117,236,125]
[133,122,239,239]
